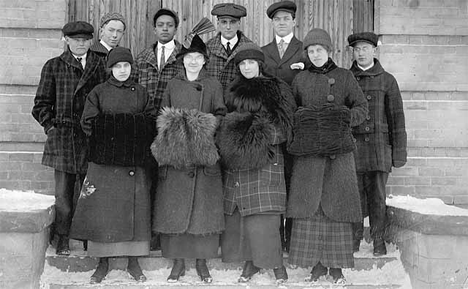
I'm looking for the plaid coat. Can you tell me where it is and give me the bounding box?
[205,31,253,89]
[350,59,407,172]
[133,41,184,110]
[32,49,107,174]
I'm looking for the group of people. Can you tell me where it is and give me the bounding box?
[31,0,407,285]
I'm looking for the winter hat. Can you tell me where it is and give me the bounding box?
[100,12,126,30]
[303,28,333,52]
[62,21,94,39]
[266,1,297,19]
[347,32,378,47]
[234,43,265,66]
[177,18,215,60]
[107,47,133,68]
[153,8,179,28]
[177,34,208,59]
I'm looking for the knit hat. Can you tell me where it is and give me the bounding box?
[62,21,94,39]
[107,47,133,68]
[347,32,378,47]
[234,43,265,66]
[153,8,179,28]
[100,12,126,30]
[303,28,333,51]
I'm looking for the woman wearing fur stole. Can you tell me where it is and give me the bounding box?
[150,33,226,283]
[70,47,156,283]
[286,28,368,285]
[217,43,295,284]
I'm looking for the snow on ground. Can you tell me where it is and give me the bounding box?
[0,188,54,211]
[387,194,468,216]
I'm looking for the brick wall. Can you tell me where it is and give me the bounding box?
[0,0,66,195]
[376,0,468,204]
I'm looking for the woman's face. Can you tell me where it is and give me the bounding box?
[183,52,205,74]
[239,59,260,79]
[307,45,329,67]
[111,61,131,81]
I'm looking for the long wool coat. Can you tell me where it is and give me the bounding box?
[152,70,227,236]
[70,77,156,243]
[133,41,184,110]
[219,75,295,217]
[287,62,368,223]
[205,31,253,88]
[32,49,107,174]
[350,59,407,173]
[261,36,304,86]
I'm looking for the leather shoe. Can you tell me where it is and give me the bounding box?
[329,267,346,284]
[373,238,387,256]
[273,265,288,284]
[353,239,361,252]
[238,261,260,283]
[56,235,70,256]
[127,257,146,282]
[196,259,212,283]
[167,259,185,282]
[90,257,109,284]
[305,262,327,282]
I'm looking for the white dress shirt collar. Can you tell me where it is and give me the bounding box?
[275,33,294,45]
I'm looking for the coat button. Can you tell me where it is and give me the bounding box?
[188,171,195,178]
[234,182,240,187]
[329,155,336,160]
[366,116,371,120]
[365,127,370,131]
[328,78,335,85]
[366,95,372,100]
[356,77,360,81]
[327,95,335,102]
[365,137,370,142]
[129,170,135,176]
[131,87,135,91]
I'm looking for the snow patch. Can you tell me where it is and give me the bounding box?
[0,188,54,212]
[387,195,468,216]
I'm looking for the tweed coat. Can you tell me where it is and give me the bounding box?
[261,36,304,86]
[133,41,184,111]
[221,75,295,217]
[89,41,109,58]
[350,59,407,173]
[287,62,368,223]
[153,69,227,235]
[205,31,253,89]
[70,76,156,243]
[32,49,107,174]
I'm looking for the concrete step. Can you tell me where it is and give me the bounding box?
[41,240,409,288]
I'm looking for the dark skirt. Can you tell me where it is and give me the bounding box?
[221,210,283,269]
[160,233,219,259]
[288,206,354,268]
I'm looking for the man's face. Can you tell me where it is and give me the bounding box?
[217,16,240,40]
[154,15,177,44]
[65,36,92,56]
[100,20,125,48]
[272,11,295,37]
[352,41,376,68]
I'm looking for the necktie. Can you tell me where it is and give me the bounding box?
[226,42,232,55]
[77,57,83,69]
[159,46,166,69]
[278,39,285,58]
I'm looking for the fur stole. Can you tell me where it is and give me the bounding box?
[89,113,155,167]
[151,107,219,169]
[225,76,294,141]
[216,112,274,170]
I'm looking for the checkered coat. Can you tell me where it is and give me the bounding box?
[205,31,253,88]
[133,41,184,110]
[350,59,407,172]
[32,49,107,174]
[221,75,295,217]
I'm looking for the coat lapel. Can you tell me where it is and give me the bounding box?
[264,40,281,65]
[75,51,101,93]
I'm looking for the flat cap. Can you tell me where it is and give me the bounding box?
[266,1,297,19]
[100,12,126,30]
[153,8,180,28]
[211,3,247,19]
[62,21,94,39]
[348,32,378,47]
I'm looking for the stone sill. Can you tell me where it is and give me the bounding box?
[0,206,54,233]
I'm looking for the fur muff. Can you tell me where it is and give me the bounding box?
[89,113,155,166]
[216,112,274,170]
[287,104,356,156]
[151,107,219,169]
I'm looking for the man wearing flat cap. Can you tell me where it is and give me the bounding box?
[347,32,407,256]
[206,3,254,89]
[90,12,127,57]
[32,21,107,256]
[261,0,305,253]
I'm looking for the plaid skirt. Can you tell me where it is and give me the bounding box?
[288,206,354,268]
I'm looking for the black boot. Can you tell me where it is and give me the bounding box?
[90,257,109,284]
[373,238,387,256]
[305,262,327,282]
[56,234,70,256]
[329,267,346,284]
[196,259,213,283]
[167,259,185,282]
[273,265,288,284]
[238,261,260,283]
[127,257,146,282]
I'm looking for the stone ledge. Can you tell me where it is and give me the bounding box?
[0,206,54,233]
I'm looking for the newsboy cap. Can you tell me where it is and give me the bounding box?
[100,12,126,30]
[211,3,247,19]
[348,32,378,47]
[266,1,297,19]
[62,21,94,39]
[153,8,180,28]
